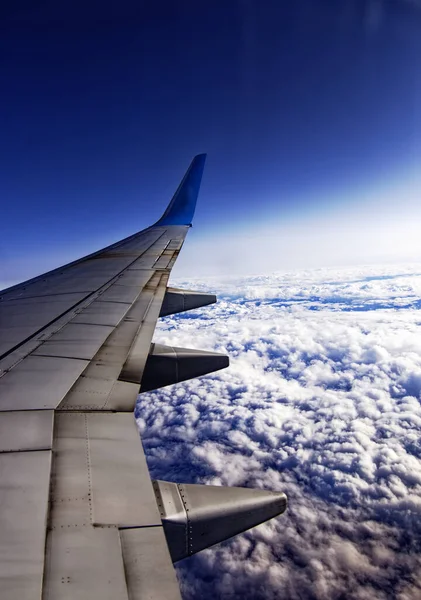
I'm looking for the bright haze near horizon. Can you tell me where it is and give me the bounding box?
[2,2,421,600]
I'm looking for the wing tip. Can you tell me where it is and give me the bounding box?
[154,154,207,227]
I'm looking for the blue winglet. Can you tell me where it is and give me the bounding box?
[155,154,207,226]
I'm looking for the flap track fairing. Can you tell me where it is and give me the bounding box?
[153,480,287,562]
[159,287,217,318]
[140,343,229,393]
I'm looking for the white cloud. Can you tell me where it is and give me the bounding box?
[136,264,421,599]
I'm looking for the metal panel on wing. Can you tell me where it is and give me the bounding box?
[0,326,44,355]
[0,451,51,600]
[0,410,54,452]
[88,413,162,527]
[43,528,129,600]
[33,322,114,360]
[116,270,161,287]
[49,412,92,528]
[120,528,182,600]
[96,283,146,303]
[0,355,89,411]
[0,294,85,325]
[72,300,131,326]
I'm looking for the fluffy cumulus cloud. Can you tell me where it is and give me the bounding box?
[136,264,421,599]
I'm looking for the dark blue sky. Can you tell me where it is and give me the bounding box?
[1,0,420,284]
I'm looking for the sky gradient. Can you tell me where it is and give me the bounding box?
[1,0,421,285]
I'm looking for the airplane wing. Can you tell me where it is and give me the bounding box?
[0,154,287,600]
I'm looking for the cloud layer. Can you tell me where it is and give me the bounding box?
[136,264,421,599]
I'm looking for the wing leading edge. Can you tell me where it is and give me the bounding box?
[0,155,287,600]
